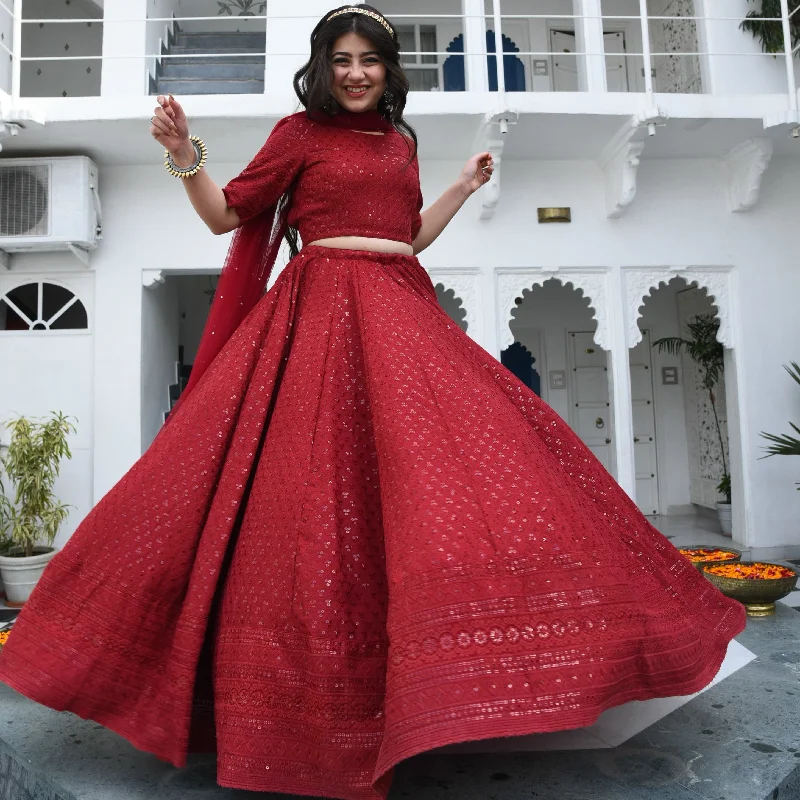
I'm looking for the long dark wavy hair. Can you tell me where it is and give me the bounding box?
[278,4,417,257]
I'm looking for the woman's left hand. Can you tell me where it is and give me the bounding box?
[459,151,494,194]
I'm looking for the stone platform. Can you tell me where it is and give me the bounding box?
[0,598,798,800]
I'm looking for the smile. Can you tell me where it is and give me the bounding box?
[345,87,370,95]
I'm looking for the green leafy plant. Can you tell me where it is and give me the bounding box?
[740,0,800,56]
[217,0,266,15]
[0,413,76,558]
[653,314,731,503]
[760,362,800,488]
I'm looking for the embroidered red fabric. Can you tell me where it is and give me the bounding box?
[176,111,422,408]
[0,117,745,800]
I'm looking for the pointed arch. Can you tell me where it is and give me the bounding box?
[443,31,526,92]
[623,267,734,349]
[497,268,610,352]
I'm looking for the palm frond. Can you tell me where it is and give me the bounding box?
[784,361,800,388]
[760,427,800,457]
[652,336,688,356]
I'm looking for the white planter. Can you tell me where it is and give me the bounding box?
[716,502,733,536]
[0,547,57,606]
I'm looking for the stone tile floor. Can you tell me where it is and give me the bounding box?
[0,514,798,800]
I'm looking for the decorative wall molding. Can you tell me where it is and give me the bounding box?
[142,269,165,289]
[0,123,21,153]
[473,110,518,220]
[724,137,774,212]
[428,268,483,336]
[496,267,611,351]
[596,107,668,218]
[623,266,734,349]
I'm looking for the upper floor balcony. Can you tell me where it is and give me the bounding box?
[0,0,799,162]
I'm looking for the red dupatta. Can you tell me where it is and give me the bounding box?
[168,109,392,419]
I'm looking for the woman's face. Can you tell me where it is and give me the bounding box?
[330,31,387,112]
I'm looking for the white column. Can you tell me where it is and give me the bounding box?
[462,0,488,92]
[573,0,607,92]
[486,268,502,359]
[265,0,331,98]
[11,0,21,100]
[100,0,148,96]
[607,269,636,499]
[92,265,144,502]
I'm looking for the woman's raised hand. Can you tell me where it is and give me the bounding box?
[150,95,192,162]
[459,151,494,194]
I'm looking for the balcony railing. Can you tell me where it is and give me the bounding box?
[0,0,798,108]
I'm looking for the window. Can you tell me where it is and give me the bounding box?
[397,24,440,91]
[0,282,88,331]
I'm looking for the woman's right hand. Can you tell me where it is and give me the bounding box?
[150,95,194,165]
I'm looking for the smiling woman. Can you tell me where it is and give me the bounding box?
[0,5,743,800]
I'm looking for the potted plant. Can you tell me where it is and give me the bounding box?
[760,361,800,484]
[0,413,75,606]
[654,314,732,534]
[217,0,266,15]
[740,1,800,56]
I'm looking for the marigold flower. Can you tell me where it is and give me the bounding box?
[679,548,738,563]
[705,562,795,580]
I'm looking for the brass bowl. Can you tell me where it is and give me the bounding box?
[702,561,799,617]
[678,544,742,573]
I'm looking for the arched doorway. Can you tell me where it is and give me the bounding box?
[443,31,526,92]
[434,283,468,332]
[510,280,614,472]
[637,277,736,532]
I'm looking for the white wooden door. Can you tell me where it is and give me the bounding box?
[551,30,629,92]
[567,330,660,515]
[551,29,579,92]
[568,331,612,472]
[630,330,660,515]
[603,31,630,92]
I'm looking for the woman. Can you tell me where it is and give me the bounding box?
[0,5,745,800]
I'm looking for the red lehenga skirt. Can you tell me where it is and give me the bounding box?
[0,245,745,800]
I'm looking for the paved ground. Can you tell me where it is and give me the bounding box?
[0,514,799,800]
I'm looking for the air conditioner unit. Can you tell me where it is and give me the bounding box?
[0,156,101,265]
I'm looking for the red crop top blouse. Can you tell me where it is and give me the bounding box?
[222,112,424,246]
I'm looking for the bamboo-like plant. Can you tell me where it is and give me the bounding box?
[653,314,731,503]
[0,413,76,558]
[217,0,266,15]
[760,362,800,488]
[740,0,800,56]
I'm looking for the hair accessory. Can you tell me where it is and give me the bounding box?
[326,7,394,36]
[164,135,208,178]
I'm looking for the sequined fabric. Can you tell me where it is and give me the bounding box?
[0,116,745,800]
[0,243,745,799]
[177,112,423,410]
[222,112,423,243]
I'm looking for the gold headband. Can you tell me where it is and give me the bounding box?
[326,7,394,36]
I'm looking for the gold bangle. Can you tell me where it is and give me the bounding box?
[164,135,207,178]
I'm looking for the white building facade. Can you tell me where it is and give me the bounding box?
[1,0,799,555]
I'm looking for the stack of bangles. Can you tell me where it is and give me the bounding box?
[165,135,208,178]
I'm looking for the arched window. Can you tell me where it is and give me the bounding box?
[0,281,88,331]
